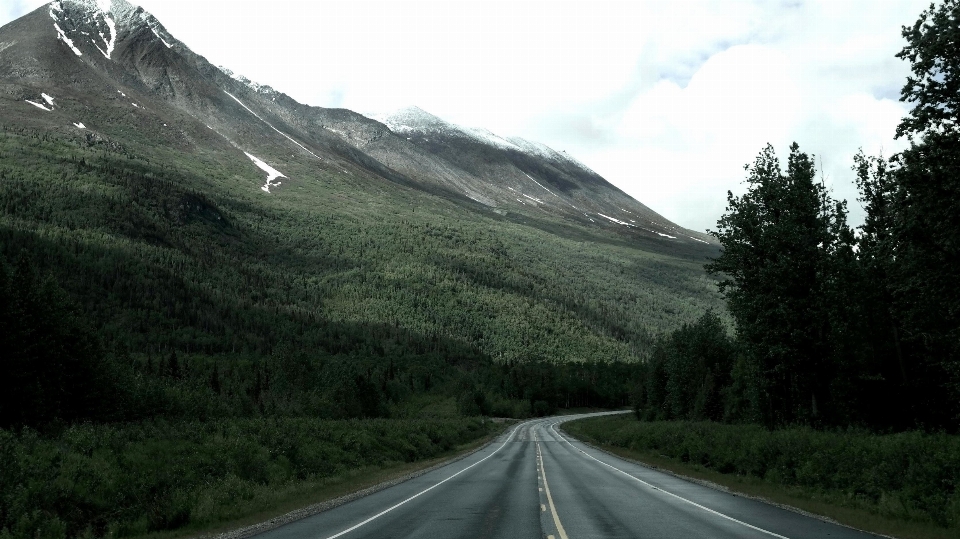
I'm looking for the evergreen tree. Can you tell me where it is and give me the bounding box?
[852,151,912,426]
[0,254,110,428]
[884,0,960,427]
[706,143,854,426]
[632,312,735,422]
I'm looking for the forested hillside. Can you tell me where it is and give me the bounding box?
[0,118,720,428]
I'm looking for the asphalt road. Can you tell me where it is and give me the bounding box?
[256,413,880,539]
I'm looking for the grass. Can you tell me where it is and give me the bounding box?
[563,415,960,539]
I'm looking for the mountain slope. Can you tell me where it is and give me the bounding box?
[2,0,712,244]
[0,0,723,366]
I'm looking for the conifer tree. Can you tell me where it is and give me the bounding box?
[883,0,960,426]
[707,143,854,426]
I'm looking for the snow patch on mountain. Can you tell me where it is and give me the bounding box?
[50,0,177,59]
[371,107,523,152]
[522,172,583,211]
[598,213,635,227]
[51,0,117,59]
[41,93,55,106]
[133,7,178,49]
[244,152,285,193]
[51,12,82,57]
[150,28,172,48]
[507,137,560,162]
[25,100,52,111]
[508,137,597,175]
[94,13,116,59]
[522,193,543,204]
[558,150,597,175]
[73,122,86,128]
[463,127,521,152]
[524,173,556,197]
[600,213,686,240]
[369,106,444,134]
[225,91,321,160]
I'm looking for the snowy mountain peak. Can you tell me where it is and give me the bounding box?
[218,66,277,95]
[48,0,177,58]
[369,106,596,174]
[371,106,521,151]
[57,0,139,28]
[370,106,448,134]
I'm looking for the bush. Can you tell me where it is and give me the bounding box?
[0,417,494,538]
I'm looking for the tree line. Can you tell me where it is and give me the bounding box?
[633,0,960,430]
[0,250,642,429]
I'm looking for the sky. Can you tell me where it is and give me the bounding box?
[2,0,930,231]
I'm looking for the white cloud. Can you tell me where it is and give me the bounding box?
[565,0,925,231]
[0,0,933,231]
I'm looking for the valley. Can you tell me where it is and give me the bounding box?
[9,0,960,538]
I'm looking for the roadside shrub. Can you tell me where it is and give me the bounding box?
[0,417,494,539]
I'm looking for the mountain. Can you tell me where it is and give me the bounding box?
[1,0,710,244]
[0,0,722,366]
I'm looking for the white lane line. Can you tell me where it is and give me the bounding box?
[322,419,535,539]
[548,422,791,539]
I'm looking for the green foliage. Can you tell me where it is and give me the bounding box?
[892,0,960,424]
[0,253,114,429]
[886,135,960,424]
[895,0,960,140]
[632,311,735,422]
[705,143,860,426]
[851,0,960,427]
[684,0,960,430]
[567,416,960,530]
[0,417,494,538]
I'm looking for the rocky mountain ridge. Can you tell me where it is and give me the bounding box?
[0,0,712,245]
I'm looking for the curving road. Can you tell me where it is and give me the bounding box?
[257,413,880,539]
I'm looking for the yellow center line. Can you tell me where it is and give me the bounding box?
[537,441,570,539]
